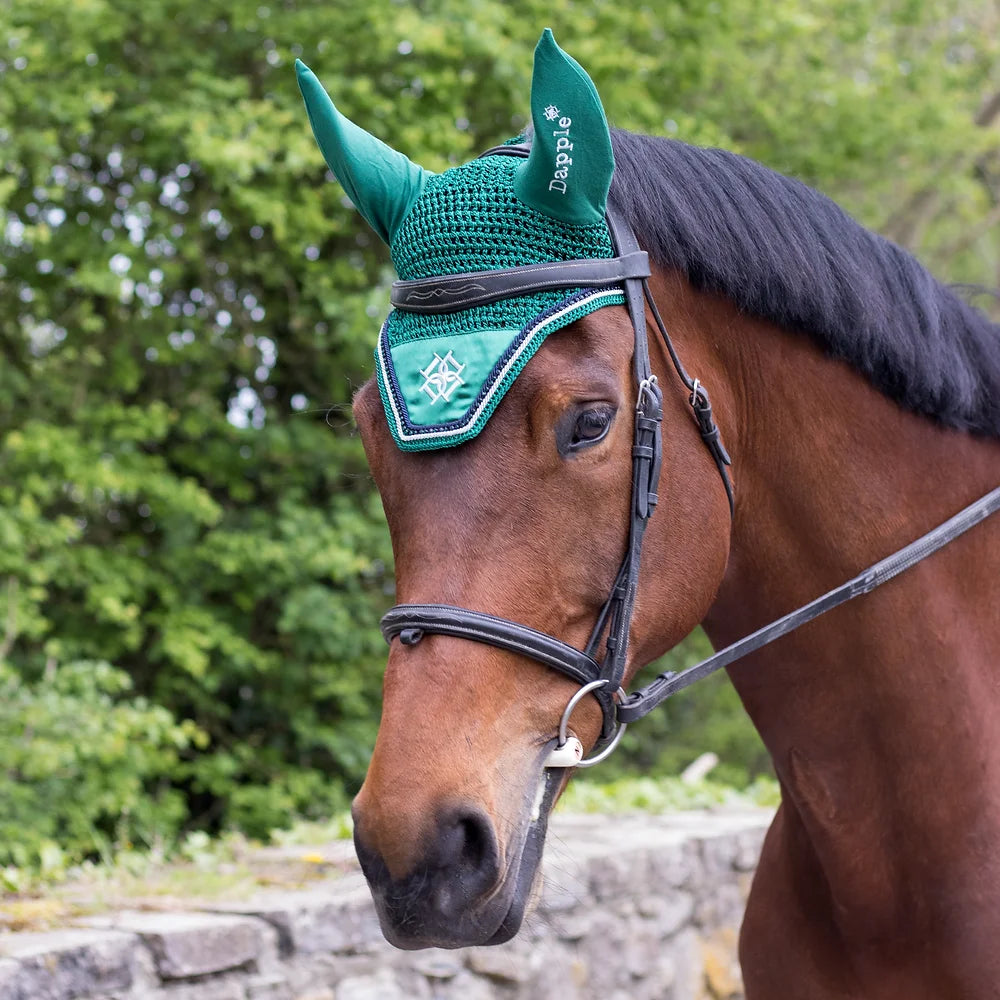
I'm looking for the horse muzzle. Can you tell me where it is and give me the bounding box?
[352,768,563,948]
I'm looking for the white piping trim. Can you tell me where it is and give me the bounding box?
[377,289,624,444]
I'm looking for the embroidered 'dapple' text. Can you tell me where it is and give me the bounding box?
[548,115,573,194]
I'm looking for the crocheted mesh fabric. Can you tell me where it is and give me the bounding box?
[375,146,625,450]
[386,152,617,344]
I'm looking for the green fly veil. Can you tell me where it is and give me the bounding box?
[296,29,624,450]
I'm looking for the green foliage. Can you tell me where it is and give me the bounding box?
[0,0,997,871]
[604,631,773,787]
[560,772,781,815]
[0,660,199,871]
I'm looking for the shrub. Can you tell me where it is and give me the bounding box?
[0,660,202,869]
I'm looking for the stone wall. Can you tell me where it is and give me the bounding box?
[0,809,771,1000]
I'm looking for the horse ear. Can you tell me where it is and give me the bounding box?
[295,60,434,245]
[514,30,614,227]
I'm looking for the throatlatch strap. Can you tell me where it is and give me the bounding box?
[641,283,734,514]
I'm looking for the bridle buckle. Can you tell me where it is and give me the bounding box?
[636,374,659,413]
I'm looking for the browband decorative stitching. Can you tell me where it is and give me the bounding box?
[390,251,652,314]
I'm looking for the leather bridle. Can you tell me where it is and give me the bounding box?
[379,143,1000,768]
[381,142,731,764]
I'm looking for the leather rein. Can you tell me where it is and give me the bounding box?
[379,143,1000,768]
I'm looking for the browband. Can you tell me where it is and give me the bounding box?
[390,251,651,314]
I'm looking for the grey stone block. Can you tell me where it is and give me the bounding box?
[246,973,293,999]
[509,941,580,1000]
[735,827,767,872]
[81,911,263,980]
[588,847,653,903]
[637,891,695,937]
[0,927,136,1000]
[411,951,461,980]
[693,881,745,930]
[466,944,533,984]
[214,887,383,958]
[431,970,497,1000]
[334,968,425,1000]
[670,927,705,1000]
[158,977,247,1000]
[648,952,677,997]
[701,832,740,876]
[545,908,594,942]
[646,840,695,890]
[538,854,590,913]
[0,958,25,1000]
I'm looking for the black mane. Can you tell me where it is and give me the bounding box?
[608,129,1000,436]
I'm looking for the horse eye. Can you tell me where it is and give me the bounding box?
[569,407,615,450]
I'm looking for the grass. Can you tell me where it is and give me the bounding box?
[560,773,780,814]
[0,774,777,932]
[0,828,354,932]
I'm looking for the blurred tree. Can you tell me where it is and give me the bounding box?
[0,0,997,853]
[0,660,202,868]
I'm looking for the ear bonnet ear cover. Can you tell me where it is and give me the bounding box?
[298,30,623,451]
[295,59,433,244]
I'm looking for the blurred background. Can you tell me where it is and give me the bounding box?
[1,0,998,880]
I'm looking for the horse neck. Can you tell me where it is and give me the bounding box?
[657,272,1000,795]
[640,264,1000,988]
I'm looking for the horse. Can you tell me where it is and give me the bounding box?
[296,30,1000,998]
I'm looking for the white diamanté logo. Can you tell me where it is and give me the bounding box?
[419,350,466,404]
[543,104,560,121]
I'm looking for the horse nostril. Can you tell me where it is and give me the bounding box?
[431,806,499,907]
[454,813,491,870]
[437,808,494,869]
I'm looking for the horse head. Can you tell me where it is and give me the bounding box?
[297,31,733,948]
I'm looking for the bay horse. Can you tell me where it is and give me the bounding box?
[297,30,1000,998]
